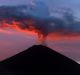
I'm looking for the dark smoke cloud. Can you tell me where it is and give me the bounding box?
[0,5,80,37]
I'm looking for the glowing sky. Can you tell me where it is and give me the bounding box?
[0,0,80,64]
[0,29,80,64]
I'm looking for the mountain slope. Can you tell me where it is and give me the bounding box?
[0,45,79,75]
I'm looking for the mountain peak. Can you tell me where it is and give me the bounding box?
[0,45,79,75]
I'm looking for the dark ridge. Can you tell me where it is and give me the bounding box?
[0,45,80,75]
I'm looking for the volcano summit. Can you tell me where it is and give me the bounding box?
[0,45,79,75]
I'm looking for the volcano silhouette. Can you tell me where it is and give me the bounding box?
[0,45,79,75]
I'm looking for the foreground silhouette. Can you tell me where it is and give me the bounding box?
[0,45,80,75]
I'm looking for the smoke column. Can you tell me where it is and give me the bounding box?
[0,1,80,45]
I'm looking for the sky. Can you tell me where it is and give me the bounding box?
[0,29,80,64]
[0,0,28,5]
[0,0,80,18]
[0,0,80,64]
[0,0,80,17]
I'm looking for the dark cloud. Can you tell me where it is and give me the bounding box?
[0,4,80,38]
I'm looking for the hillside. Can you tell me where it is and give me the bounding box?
[0,45,79,75]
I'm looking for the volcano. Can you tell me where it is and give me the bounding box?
[0,45,79,75]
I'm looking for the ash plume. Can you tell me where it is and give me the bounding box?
[0,2,80,45]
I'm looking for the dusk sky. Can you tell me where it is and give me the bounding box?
[0,0,80,18]
[0,0,80,64]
